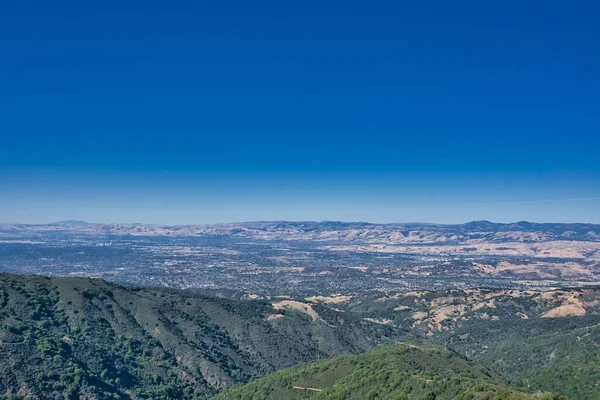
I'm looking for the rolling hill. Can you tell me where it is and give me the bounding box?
[214,343,562,400]
[0,274,402,399]
[0,273,592,399]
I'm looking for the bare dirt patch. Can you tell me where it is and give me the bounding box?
[272,300,320,320]
[305,295,353,304]
[542,295,587,318]
[363,317,394,326]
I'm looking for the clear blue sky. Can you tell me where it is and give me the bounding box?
[1,1,599,224]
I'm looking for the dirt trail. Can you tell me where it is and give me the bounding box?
[292,386,323,392]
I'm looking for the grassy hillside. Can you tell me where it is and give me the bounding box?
[0,274,403,399]
[214,343,562,400]
[336,288,600,335]
[304,288,600,399]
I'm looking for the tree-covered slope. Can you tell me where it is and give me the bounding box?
[214,343,562,400]
[0,274,403,399]
[439,315,600,400]
[331,288,600,399]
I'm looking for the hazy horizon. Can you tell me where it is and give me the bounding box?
[4,212,600,226]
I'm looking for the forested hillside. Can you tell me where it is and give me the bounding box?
[214,343,563,400]
[326,287,600,399]
[0,274,402,399]
[440,316,600,400]
[0,274,595,399]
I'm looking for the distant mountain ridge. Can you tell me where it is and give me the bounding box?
[2,220,599,244]
[49,220,90,226]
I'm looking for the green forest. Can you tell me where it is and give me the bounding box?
[0,274,400,399]
[215,344,564,400]
[1,274,595,399]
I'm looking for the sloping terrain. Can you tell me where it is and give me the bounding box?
[316,288,600,399]
[1,273,597,399]
[214,343,561,400]
[336,288,600,335]
[0,274,403,399]
[440,316,600,400]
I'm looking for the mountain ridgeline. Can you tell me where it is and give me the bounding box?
[3,220,600,242]
[0,274,401,399]
[0,274,587,399]
[216,343,561,400]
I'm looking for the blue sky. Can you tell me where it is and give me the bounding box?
[1,1,599,224]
